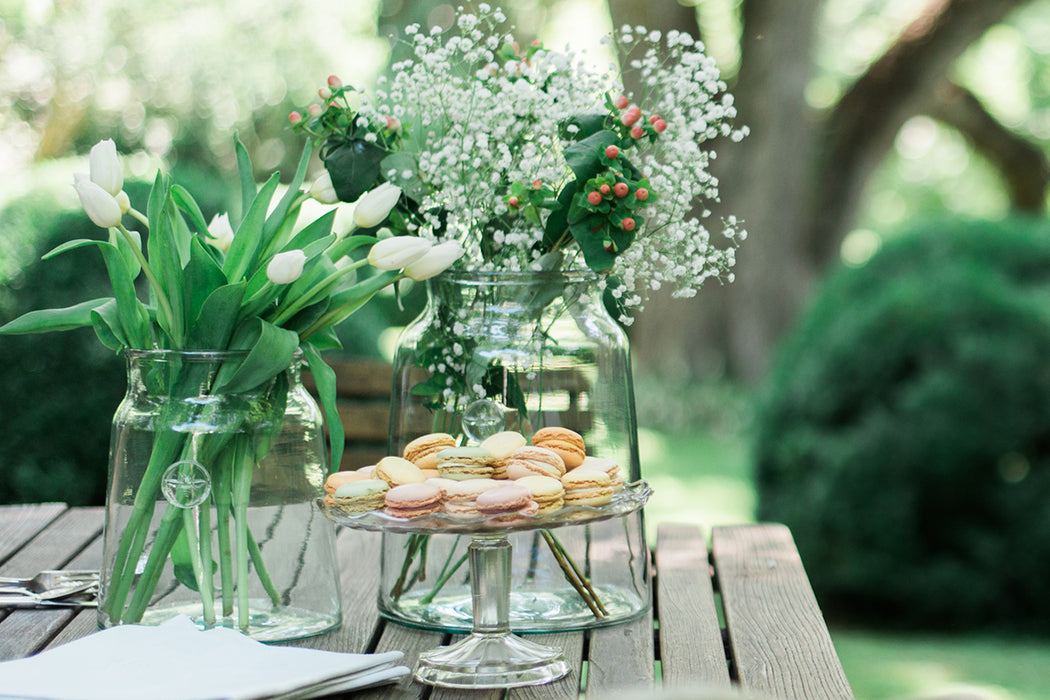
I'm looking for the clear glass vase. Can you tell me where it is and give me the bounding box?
[383,269,650,632]
[98,350,341,642]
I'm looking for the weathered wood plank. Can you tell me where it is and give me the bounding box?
[303,358,394,398]
[0,502,68,564]
[656,523,731,690]
[287,528,383,654]
[0,507,103,660]
[586,609,656,695]
[712,524,854,700]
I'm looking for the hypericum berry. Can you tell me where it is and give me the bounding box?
[532,179,543,188]
[613,182,629,198]
[288,111,303,125]
[614,95,629,110]
[603,240,615,251]
[599,184,611,195]
[621,105,642,127]
[319,87,333,100]
[385,115,401,131]
[649,114,661,125]
[630,125,644,139]
[605,145,619,159]
[635,187,649,201]
[309,104,323,117]
[653,119,667,133]
[587,191,603,205]
[621,217,636,232]
[508,195,520,207]
[327,74,342,88]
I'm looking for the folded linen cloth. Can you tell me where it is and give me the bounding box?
[0,616,408,700]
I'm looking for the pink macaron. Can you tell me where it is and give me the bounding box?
[384,481,443,519]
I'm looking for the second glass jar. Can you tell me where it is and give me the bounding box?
[383,270,649,632]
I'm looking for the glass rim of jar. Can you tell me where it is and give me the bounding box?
[431,268,601,285]
[122,348,304,363]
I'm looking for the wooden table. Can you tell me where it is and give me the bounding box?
[0,504,853,699]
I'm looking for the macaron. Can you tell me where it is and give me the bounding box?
[324,469,368,495]
[531,427,586,468]
[561,467,615,507]
[506,445,566,480]
[435,446,497,480]
[328,478,389,513]
[403,432,458,469]
[475,483,535,516]
[374,456,427,487]
[515,475,565,515]
[579,456,624,489]
[479,431,528,459]
[384,481,443,519]
[442,478,501,519]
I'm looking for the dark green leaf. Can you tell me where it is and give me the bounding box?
[99,238,151,348]
[564,130,617,184]
[324,139,387,202]
[259,143,312,259]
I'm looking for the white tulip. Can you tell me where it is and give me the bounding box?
[404,241,464,280]
[206,213,235,253]
[308,170,339,204]
[115,190,131,214]
[366,236,432,270]
[89,139,123,196]
[266,250,307,285]
[352,183,402,228]
[73,174,123,228]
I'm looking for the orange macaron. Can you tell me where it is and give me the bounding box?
[531,427,586,468]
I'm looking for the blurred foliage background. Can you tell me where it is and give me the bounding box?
[5,0,1050,696]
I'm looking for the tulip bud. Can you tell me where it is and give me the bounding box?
[266,250,307,285]
[207,213,235,253]
[366,236,432,270]
[89,139,123,196]
[353,183,402,228]
[73,174,122,228]
[403,241,464,281]
[309,171,339,205]
[115,190,131,214]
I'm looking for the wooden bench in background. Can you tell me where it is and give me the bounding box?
[303,357,395,470]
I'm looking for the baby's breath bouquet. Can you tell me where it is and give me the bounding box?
[0,136,461,635]
[292,4,747,323]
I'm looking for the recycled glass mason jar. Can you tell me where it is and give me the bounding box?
[98,350,342,641]
[381,270,650,632]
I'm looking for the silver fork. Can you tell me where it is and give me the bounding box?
[0,570,99,598]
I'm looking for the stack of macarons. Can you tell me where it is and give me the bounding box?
[322,426,627,521]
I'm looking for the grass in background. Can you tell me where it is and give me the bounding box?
[635,375,1050,700]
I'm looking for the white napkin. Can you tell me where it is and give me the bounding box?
[0,616,408,700]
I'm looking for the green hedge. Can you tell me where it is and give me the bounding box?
[755,217,1050,632]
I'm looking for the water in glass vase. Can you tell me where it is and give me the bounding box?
[99,350,341,642]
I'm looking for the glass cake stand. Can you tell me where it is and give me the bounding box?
[321,480,651,689]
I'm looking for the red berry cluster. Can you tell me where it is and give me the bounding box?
[612,95,667,140]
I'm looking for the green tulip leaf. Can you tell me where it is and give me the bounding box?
[235,136,256,228]
[171,184,210,237]
[184,236,230,330]
[0,298,112,335]
[212,318,299,394]
[89,300,127,351]
[302,342,342,473]
[260,143,312,259]
[186,283,246,350]
[224,173,280,283]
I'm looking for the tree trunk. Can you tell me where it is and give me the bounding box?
[626,0,1038,384]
